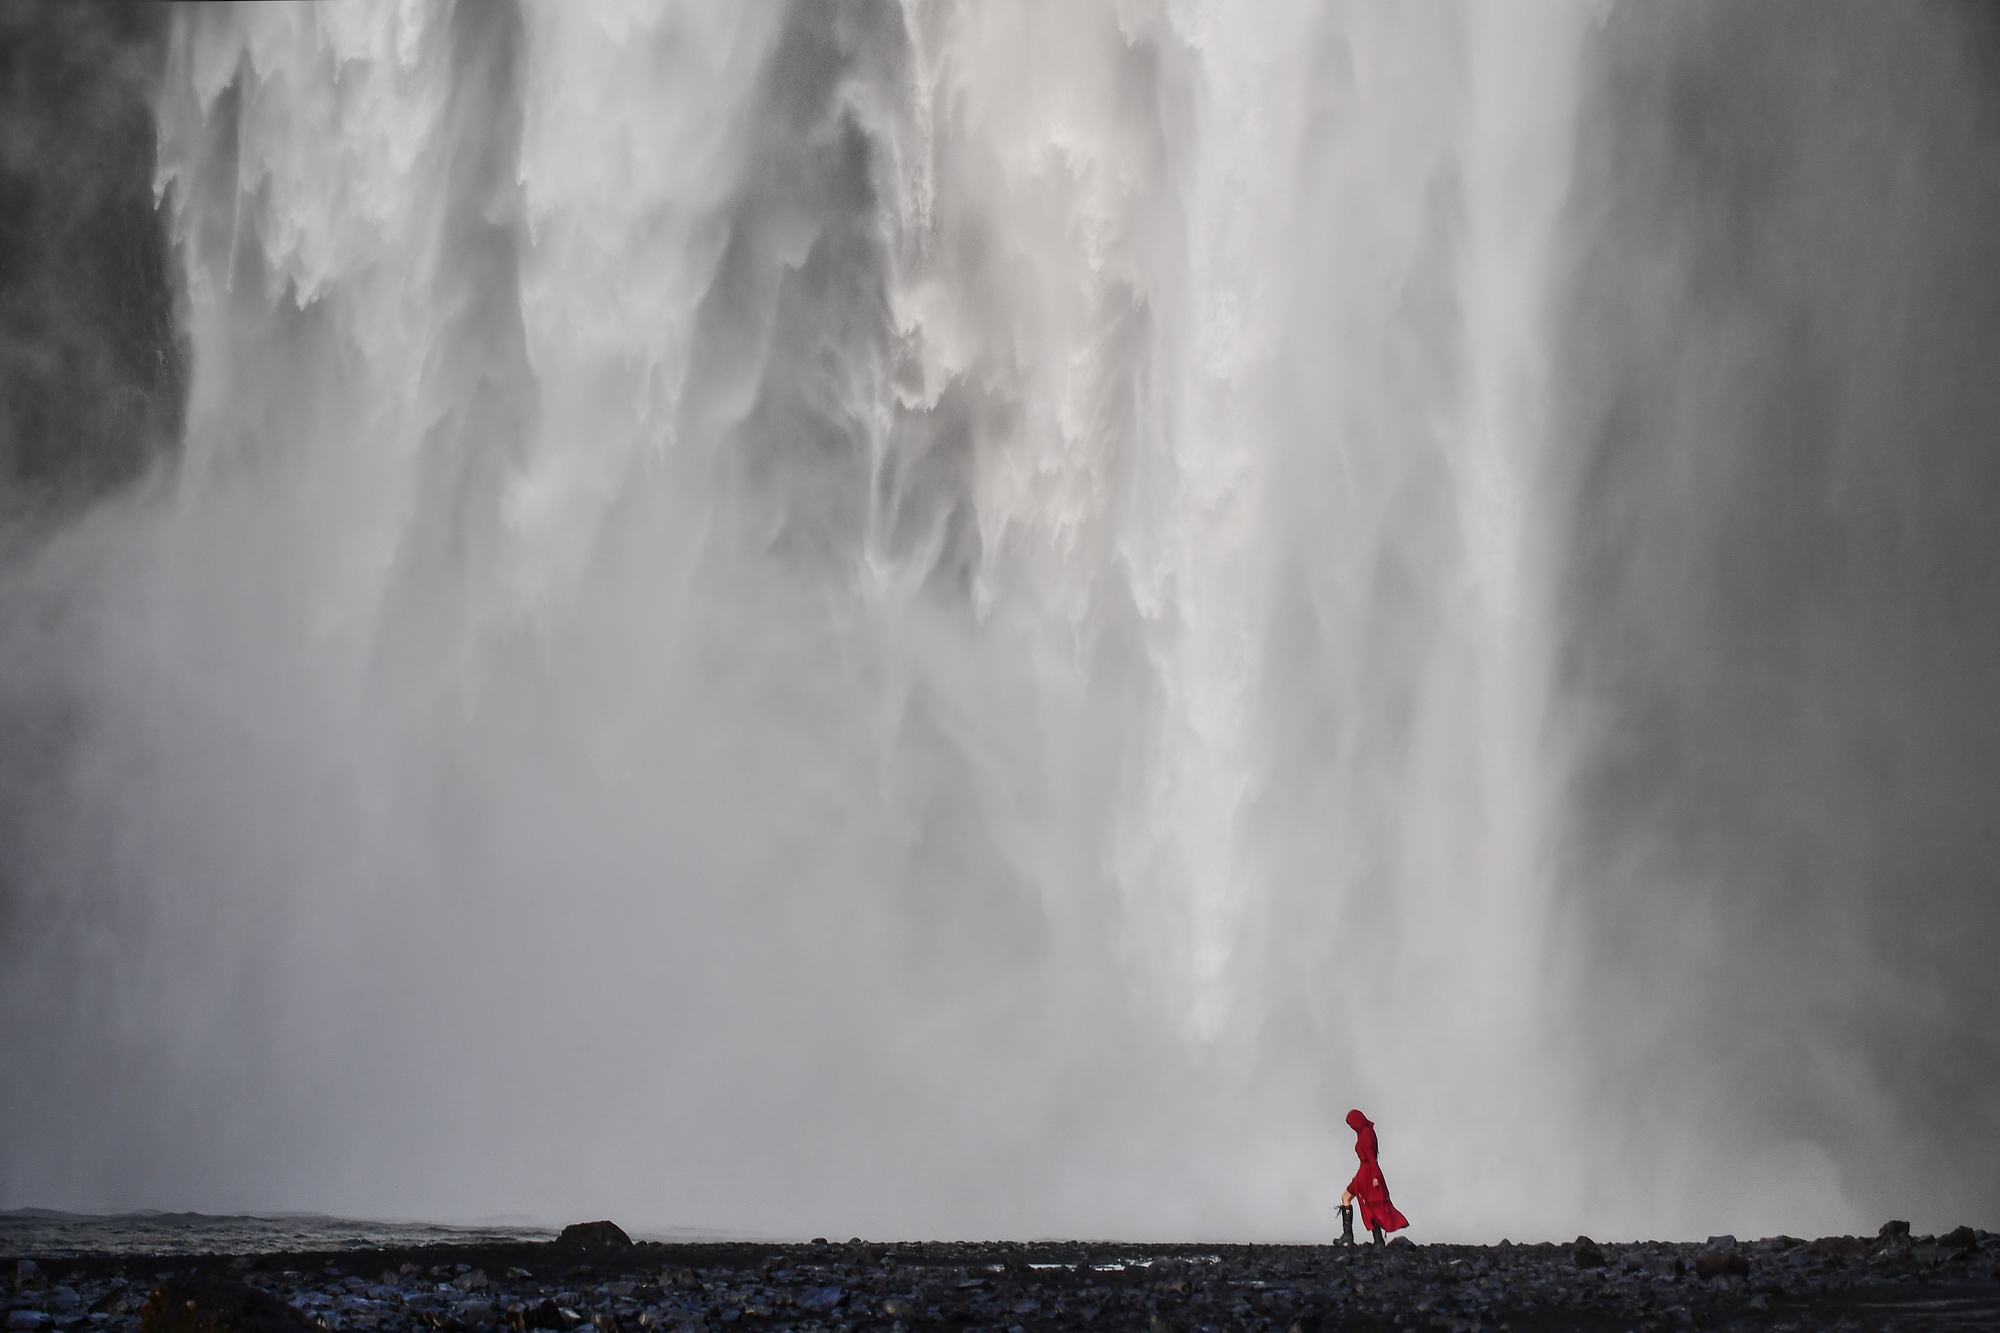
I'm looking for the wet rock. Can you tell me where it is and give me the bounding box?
[794,1286,842,1314]
[1943,1225,1979,1252]
[1692,1251,1749,1280]
[555,1224,631,1252]
[455,1303,497,1328]
[522,1301,566,1331]
[1811,1235,1866,1258]
[14,1263,44,1294]
[139,1278,315,1333]
[451,1272,488,1293]
[6,1313,49,1332]
[1571,1238,1605,1269]
[1878,1219,1912,1245]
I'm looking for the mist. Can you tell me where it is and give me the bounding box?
[0,0,1994,1244]
[1553,0,2000,1234]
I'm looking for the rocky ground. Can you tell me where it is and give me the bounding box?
[8,1220,1997,1333]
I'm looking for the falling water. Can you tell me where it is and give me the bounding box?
[5,0,1932,1240]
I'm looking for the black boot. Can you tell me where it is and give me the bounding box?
[1372,1223,1385,1248]
[1338,1204,1354,1247]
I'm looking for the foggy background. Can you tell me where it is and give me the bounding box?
[0,0,1995,1242]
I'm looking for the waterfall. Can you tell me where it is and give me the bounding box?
[7,0,1902,1239]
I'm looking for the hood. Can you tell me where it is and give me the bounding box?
[1346,1109,1372,1131]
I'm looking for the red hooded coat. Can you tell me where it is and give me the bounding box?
[1345,1109,1410,1233]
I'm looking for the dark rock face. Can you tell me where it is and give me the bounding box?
[0,0,183,516]
[1556,0,2000,1227]
[11,1228,1999,1333]
[553,1225,630,1254]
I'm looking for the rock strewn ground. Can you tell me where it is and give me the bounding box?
[7,1223,1997,1333]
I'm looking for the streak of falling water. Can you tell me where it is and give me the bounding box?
[0,0,1609,1238]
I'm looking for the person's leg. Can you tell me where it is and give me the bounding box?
[1338,1204,1354,1246]
[1371,1223,1385,1247]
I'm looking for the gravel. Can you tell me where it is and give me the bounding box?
[9,1223,1996,1333]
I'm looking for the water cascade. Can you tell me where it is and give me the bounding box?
[7,0,1934,1239]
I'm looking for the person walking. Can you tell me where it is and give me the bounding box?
[1339,1108,1410,1246]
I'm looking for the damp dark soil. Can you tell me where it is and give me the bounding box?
[8,1221,1998,1333]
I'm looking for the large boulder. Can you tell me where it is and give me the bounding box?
[556,1222,632,1251]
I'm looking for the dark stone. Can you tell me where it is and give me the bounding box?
[15,1261,44,1292]
[138,1278,315,1333]
[523,1301,566,1331]
[1878,1220,1912,1244]
[1573,1237,1606,1269]
[1810,1236,1866,1258]
[1692,1252,1749,1279]
[1943,1225,1979,1251]
[555,1223,631,1251]
[794,1287,842,1314]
